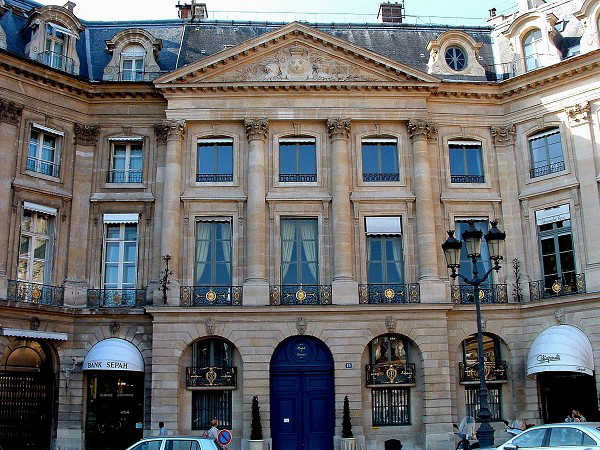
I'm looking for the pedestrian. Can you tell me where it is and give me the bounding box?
[207,419,221,447]
[573,410,586,422]
[158,421,168,436]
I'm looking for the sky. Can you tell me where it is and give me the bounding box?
[65,0,518,26]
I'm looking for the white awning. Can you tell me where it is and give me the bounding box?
[365,216,402,235]
[527,325,594,378]
[103,213,139,224]
[23,202,57,216]
[48,22,79,39]
[108,136,144,142]
[32,123,64,136]
[535,204,570,225]
[1,327,68,341]
[279,137,315,143]
[198,138,234,144]
[362,138,397,143]
[448,140,482,147]
[83,338,144,372]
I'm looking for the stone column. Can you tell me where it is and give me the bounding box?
[0,99,22,299]
[408,119,445,302]
[491,125,529,300]
[243,118,269,306]
[160,120,185,305]
[566,103,600,291]
[63,124,99,306]
[327,118,358,305]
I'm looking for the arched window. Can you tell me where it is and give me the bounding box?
[445,46,468,71]
[523,29,543,71]
[121,44,146,81]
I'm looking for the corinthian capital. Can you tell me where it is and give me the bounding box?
[166,120,186,141]
[408,119,437,142]
[0,98,23,126]
[244,118,269,141]
[74,123,100,146]
[491,125,515,146]
[326,118,351,140]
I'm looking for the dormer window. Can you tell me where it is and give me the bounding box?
[426,31,486,78]
[445,46,467,71]
[121,44,145,81]
[523,29,543,71]
[44,24,65,70]
[103,29,162,82]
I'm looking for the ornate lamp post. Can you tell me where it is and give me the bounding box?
[442,220,506,448]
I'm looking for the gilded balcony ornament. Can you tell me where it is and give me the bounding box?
[206,289,217,303]
[358,285,369,304]
[206,367,217,386]
[296,289,306,303]
[407,118,437,142]
[31,285,42,301]
[384,288,395,299]
[552,280,562,294]
[244,118,269,141]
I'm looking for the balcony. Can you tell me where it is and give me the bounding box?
[366,363,416,386]
[451,284,508,304]
[7,280,64,306]
[483,53,554,80]
[196,173,233,182]
[37,51,76,74]
[87,288,148,308]
[186,366,237,389]
[180,286,242,306]
[270,285,332,305]
[279,173,317,182]
[530,160,565,178]
[26,157,60,178]
[359,283,420,304]
[450,174,485,184]
[107,169,142,183]
[529,274,586,300]
[363,173,400,182]
[112,71,166,82]
[459,360,508,383]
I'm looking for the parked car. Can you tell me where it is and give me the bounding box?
[495,422,600,449]
[125,436,219,450]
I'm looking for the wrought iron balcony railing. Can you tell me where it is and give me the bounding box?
[363,173,400,182]
[7,280,64,306]
[196,173,234,182]
[450,174,485,184]
[26,157,60,178]
[358,283,420,304]
[530,160,565,178]
[366,362,416,386]
[529,273,586,300]
[459,360,508,383]
[270,285,332,305]
[279,173,317,182]
[180,286,242,306]
[37,51,76,74]
[87,288,148,308]
[451,284,508,304]
[107,169,142,183]
[186,366,237,388]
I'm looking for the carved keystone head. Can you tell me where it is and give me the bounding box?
[555,308,566,325]
[385,316,397,333]
[205,318,215,336]
[109,321,121,336]
[296,317,307,335]
[30,317,40,331]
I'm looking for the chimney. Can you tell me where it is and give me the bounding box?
[63,1,76,12]
[177,1,208,20]
[378,1,404,24]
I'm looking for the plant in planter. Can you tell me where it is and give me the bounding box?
[340,395,356,450]
[249,395,264,450]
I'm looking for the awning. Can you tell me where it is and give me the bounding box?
[103,213,139,224]
[527,325,594,378]
[23,202,57,216]
[1,328,67,341]
[83,338,144,372]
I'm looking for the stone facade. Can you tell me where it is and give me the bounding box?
[1,1,600,450]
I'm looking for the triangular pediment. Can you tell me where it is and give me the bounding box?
[155,22,439,85]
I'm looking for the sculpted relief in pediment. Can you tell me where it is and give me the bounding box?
[215,44,383,82]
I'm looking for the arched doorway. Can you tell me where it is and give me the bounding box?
[83,338,145,450]
[0,339,56,449]
[270,336,334,450]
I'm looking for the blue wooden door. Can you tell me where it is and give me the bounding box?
[271,336,334,450]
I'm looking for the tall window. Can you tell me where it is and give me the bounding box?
[369,335,411,426]
[523,29,543,72]
[279,138,317,182]
[362,138,399,181]
[281,219,318,285]
[195,220,232,286]
[529,129,564,178]
[465,386,502,421]
[109,141,143,183]
[191,339,233,430]
[455,220,491,286]
[103,222,137,291]
[121,44,145,81]
[449,141,484,183]
[366,217,403,284]
[18,208,54,284]
[28,127,61,177]
[197,138,233,182]
[44,24,65,70]
[536,205,575,291]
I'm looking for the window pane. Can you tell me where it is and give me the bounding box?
[380,144,398,174]
[279,144,296,174]
[192,390,232,430]
[541,237,556,255]
[199,145,215,174]
[298,144,316,174]
[29,131,39,158]
[465,147,483,176]
[22,211,32,231]
[449,146,464,175]
[18,258,29,280]
[513,428,546,447]
[32,260,45,282]
[124,242,137,262]
[557,234,573,252]
[217,144,233,175]
[106,224,120,239]
[33,238,47,260]
[104,264,118,284]
[368,262,383,283]
[105,243,120,262]
[372,388,409,426]
[368,239,382,261]
[362,144,379,174]
[124,225,137,241]
[123,264,136,284]
[35,213,49,234]
[19,236,31,258]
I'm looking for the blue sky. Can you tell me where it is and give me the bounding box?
[70,0,518,26]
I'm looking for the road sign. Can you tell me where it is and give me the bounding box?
[218,429,232,446]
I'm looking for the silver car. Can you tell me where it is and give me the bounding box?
[125,436,219,450]
[495,423,600,449]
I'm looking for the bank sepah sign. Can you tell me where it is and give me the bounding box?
[83,338,145,372]
[527,325,594,378]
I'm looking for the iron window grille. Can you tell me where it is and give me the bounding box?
[372,388,410,426]
[465,386,502,421]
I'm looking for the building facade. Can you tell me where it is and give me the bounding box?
[0,0,600,449]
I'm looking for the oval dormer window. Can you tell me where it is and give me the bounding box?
[445,46,467,71]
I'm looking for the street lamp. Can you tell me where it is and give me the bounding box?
[442,220,506,448]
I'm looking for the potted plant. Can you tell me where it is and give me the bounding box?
[340,395,356,450]
[249,395,264,450]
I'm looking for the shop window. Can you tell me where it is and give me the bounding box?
[366,217,404,284]
[279,137,317,182]
[27,125,63,178]
[18,207,55,285]
[523,29,543,71]
[109,140,143,183]
[361,138,399,182]
[449,140,484,183]
[195,220,232,286]
[281,218,318,286]
[529,129,564,178]
[121,44,145,81]
[103,222,138,291]
[197,138,233,182]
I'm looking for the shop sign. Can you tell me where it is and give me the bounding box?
[85,360,130,370]
[536,354,561,365]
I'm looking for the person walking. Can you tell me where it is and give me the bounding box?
[158,421,168,436]
[207,419,222,448]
